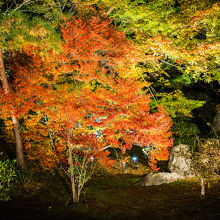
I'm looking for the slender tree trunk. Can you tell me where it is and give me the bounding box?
[0,49,25,168]
[67,132,78,203]
[201,177,205,197]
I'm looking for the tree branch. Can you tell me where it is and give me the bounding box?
[11,0,32,14]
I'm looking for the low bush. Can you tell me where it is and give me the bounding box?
[0,159,20,201]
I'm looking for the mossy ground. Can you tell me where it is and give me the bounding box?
[0,167,220,220]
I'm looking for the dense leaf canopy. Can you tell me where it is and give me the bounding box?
[0,0,219,171]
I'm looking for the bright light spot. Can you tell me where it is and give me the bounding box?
[90,156,94,162]
[132,156,137,162]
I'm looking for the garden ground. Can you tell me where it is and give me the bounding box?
[0,168,220,220]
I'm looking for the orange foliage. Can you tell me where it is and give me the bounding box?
[1,15,173,170]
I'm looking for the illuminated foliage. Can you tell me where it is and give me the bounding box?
[2,0,218,170]
[94,0,220,144]
[1,15,173,172]
[0,15,173,201]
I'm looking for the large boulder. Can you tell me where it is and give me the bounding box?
[135,172,184,186]
[168,144,195,178]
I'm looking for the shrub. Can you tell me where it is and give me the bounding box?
[67,153,96,203]
[0,159,19,201]
[194,138,220,196]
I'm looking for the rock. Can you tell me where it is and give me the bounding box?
[135,172,184,186]
[135,144,196,187]
[168,144,195,178]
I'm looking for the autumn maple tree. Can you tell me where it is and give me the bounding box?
[1,14,173,202]
[59,15,173,169]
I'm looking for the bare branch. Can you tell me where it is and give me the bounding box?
[11,0,32,14]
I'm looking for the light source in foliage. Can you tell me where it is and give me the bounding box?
[132,156,137,163]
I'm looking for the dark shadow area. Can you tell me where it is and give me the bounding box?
[1,170,219,220]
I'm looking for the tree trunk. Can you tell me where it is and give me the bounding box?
[201,177,205,197]
[67,132,78,203]
[213,104,220,137]
[0,49,25,168]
